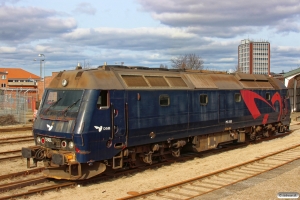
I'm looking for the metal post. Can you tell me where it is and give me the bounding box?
[294,78,297,112]
[40,60,42,80]
[38,54,45,92]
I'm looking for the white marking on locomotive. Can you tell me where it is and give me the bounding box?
[94,126,110,132]
[45,137,52,142]
[94,126,103,132]
[47,124,53,131]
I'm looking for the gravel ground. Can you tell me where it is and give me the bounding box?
[0,116,299,200]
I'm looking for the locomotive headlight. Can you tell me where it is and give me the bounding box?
[68,141,74,149]
[62,79,68,87]
[36,136,41,144]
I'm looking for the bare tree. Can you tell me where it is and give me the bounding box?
[234,64,242,73]
[159,64,168,69]
[170,54,204,70]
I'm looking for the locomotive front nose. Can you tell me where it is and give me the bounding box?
[51,152,75,165]
[52,153,65,165]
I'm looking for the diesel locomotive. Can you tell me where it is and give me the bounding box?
[22,64,291,180]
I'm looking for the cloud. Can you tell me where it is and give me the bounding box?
[0,1,299,75]
[73,3,97,15]
[0,46,16,53]
[272,46,300,58]
[137,0,300,37]
[273,20,300,33]
[0,5,77,43]
[269,45,300,72]
[60,27,206,51]
[187,26,257,38]
[0,0,20,4]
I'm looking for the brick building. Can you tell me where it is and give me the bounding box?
[0,68,40,111]
[0,67,40,90]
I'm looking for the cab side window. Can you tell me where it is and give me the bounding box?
[159,94,170,106]
[266,92,270,100]
[235,93,241,102]
[200,94,208,105]
[97,90,109,109]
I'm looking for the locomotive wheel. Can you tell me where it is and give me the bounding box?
[250,132,256,140]
[171,149,180,157]
[263,130,270,138]
[278,125,286,133]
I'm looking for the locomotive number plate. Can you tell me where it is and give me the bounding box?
[45,137,52,142]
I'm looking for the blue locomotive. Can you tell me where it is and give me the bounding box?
[22,65,291,180]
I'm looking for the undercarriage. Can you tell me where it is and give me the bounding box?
[22,122,289,180]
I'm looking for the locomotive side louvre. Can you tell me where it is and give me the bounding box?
[21,65,291,180]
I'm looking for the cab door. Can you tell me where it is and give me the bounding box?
[108,91,127,149]
[219,93,231,130]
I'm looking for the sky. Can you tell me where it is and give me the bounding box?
[0,0,300,77]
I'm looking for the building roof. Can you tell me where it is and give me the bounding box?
[240,39,270,44]
[0,68,40,79]
[283,67,300,78]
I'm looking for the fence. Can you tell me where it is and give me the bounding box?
[0,89,38,125]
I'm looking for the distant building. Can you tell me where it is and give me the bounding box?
[238,39,270,75]
[0,68,40,104]
[0,68,40,89]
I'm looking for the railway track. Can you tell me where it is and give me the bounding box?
[0,180,76,200]
[118,143,300,200]
[0,126,32,133]
[0,149,21,161]
[0,132,293,200]
[0,170,75,200]
[0,168,44,181]
[0,136,33,145]
[0,129,295,199]
[0,166,76,200]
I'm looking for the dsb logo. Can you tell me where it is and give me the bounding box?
[94,126,111,132]
[102,127,111,131]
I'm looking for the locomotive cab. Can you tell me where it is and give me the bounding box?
[22,88,112,180]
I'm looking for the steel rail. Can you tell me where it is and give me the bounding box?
[0,149,20,155]
[0,149,22,161]
[0,137,34,145]
[0,168,44,181]
[0,155,22,161]
[0,126,32,132]
[0,176,48,193]
[0,182,76,200]
[0,136,33,141]
[118,143,300,200]
[0,128,294,199]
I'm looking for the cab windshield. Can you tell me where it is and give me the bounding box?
[40,89,83,119]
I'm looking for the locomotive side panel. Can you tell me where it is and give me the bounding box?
[127,90,189,146]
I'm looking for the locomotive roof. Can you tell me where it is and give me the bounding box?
[48,65,286,90]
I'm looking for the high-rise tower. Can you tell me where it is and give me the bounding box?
[238,39,270,75]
